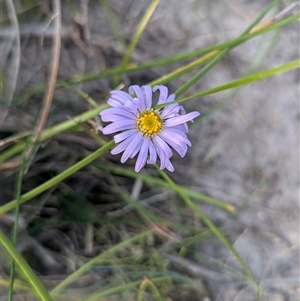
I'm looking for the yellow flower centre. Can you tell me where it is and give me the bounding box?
[136,110,163,138]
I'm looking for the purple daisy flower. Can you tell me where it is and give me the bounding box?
[100,85,200,172]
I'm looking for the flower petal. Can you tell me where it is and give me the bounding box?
[155,146,175,171]
[166,94,176,103]
[101,115,131,122]
[111,90,133,101]
[156,147,167,170]
[158,131,188,157]
[120,132,143,163]
[172,124,188,133]
[135,138,150,172]
[147,140,157,164]
[129,85,146,111]
[153,135,173,158]
[165,160,175,172]
[111,134,136,155]
[160,103,179,119]
[130,136,145,159]
[160,128,191,146]
[108,90,133,107]
[102,119,135,135]
[124,99,139,115]
[167,104,186,118]
[100,108,135,118]
[153,85,169,104]
[114,129,137,143]
[142,85,153,109]
[164,111,200,127]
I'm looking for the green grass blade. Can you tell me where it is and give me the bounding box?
[0,140,114,213]
[174,0,279,97]
[137,277,164,301]
[120,0,160,72]
[66,85,99,108]
[79,276,167,301]
[8,147,27,300]
[100,0,126,50]
[0,229,54,301]
[174,48,230,96]
[241,0,279,35]
[1,105,106,165]
[156,59,300,109]
[155,166,258,293]
[100,164,234,211]
[50,230,152,295]
[24,13,299,98]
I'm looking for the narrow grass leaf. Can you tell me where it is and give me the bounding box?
[156,59,300,109]
[137,277,164,301]
[1,104,107,165]
[0,140,114,213]
[24,13,299,98]
[100,164,234,211]
[51,230,152,296]
[120,0,160,72]
[155,166,259,293]
[8,147,27,300]
[0,229,54,301]
[79,277,167,301]
[174,0,280,97]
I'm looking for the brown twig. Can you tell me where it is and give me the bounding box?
[27,0,62,157]
[0,131,31,150]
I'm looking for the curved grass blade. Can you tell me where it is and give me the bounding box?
[50,230,152,296]
[120,0,160,75]
[0,229,54,301]
[24,13,299,99]
[154,166,259,294]
[174,0,280,97]
[137,277,164,301]
[100,164,234,211]
[8,147,27,300]
[78,277,167,301]
[0,140,114,213]
[156,59,300,109]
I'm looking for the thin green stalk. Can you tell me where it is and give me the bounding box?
[120,0,160,72]
[79,276,167,301]
[154,165,259,293]
[51,230,152,296]
[1,104,107,165]
[39,104,107,141]
[7,148,27,300]
[108,175,153,222]
[1,142,26,164]
[156,59,300,109]
[137,277,164,301]
[197,18,283,123]
[241,0,279,35]
[100,0,126,50]
[0,229,54,301]
[175,0,279,97]
[0,140,114,213]
[24,13,299,98]
[174,48,229,96]
[100,164,233,211]
[66,85,99,108]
